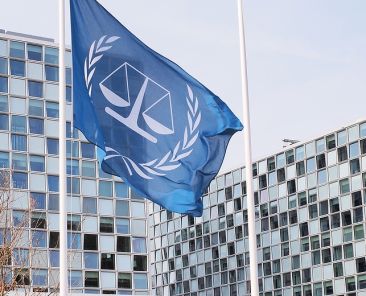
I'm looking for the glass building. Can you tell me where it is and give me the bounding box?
[149,120,366,296]
[0,31,149,294]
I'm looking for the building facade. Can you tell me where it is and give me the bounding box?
[0,31,149,294]
[149,120,366,296]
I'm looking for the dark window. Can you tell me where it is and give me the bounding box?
[342,211,352,226]
[289,210,297,224]
[49,232,59,248]
[361,139,366,154]
[350,159,360,174]
[100,217,114,233]
[302,269,311,283]
[277,168,286,183]
[316,154,326,169]
[322,248,331,263]
[133,255,147,271]
[330,198,339,212]
[85,271,99,288]
[338,146,348,161]
[101,253,115,270]
[286,150,294,164]
[259,175,267,189]
[320,217,329,231]
[267,157,275,171]
[225,187,233,200]
[296,161,305,176]
[319,200,328,216]
[352,191,362,207]
[356,258,366,273]
[300,223,308,237]
[84,234,98,250]
[118,273,131,289]
[0,77,8,93]
[117,236,130,252]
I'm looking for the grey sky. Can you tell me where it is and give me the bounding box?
[1,0,365,173]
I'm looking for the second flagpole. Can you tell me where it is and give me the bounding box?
[237,0,259,295]
[59,0,68,294]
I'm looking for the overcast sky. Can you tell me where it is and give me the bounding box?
[1,0,366,173]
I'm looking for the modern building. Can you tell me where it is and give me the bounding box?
[149,119,366,296]
[0,31,149,294]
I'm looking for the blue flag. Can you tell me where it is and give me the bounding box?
[70,0,243,216]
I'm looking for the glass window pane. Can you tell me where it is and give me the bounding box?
[81,142,95,158]
[0,39,7,57]
[99,181,112,197]
[12,134,27,151]
[13,172,28,189]
[12,153,27,170]
[48,175,59,192]
[10,78,25,96]
[11,115,26,133]
[28,81,43,97]
[10,60,25,77]
[0,77,8,93]
[0,58,8,75]
[0,152,9,168]
[27,44,43,61]
[45,65,59,81]
[10,41,25,59]
[45,47,58,65]
[29,99,43,116]
[0,95,8,112]
[29,118,44,134]
[0,114,8,130]
[30,155,45,172]
[46,102,59,118]
[47,138,59,155]
[115,182,128,198]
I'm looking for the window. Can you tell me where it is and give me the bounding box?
[45,65,59,81]
[117,236,131,252]
[133,255,147,271]
[99,181,113,197]
[45,47,58,65]
[0,58,7,75]
[115,182,128,198]
[29,99,43,116]
[14,269,30,286]
[67,215,81,231]
[12,154,27,170]
[30,155,45,172]
[287,180,296,194]
[48,194,59,211]
[10,41,25,58]
[85,271,99,288]
[84,252,98,269]
[29,118,44,134]
[339,179,350,194]
[350,159,360,174]
[32,230,46,247]
[84,234,98,250]
[49,231,59,248]
[50,250,59,267]
[0,95,8,111]
[27,44,43,61]
[48,175,59,192]
[12,172,27,189]
[67,233,81,249]
[83,197,97,214]
[100,217,114,233]
[47,138,59,155]
[11,115,26,133]
[0,77,8,93]
[28,81,43,97]
[81,142,95,158]
[344,244,354,258]
[67,159,79,175]
[277,168,285,182]
[296,161,305,176]
[116,200,129,216]
[12,134,27,151]
[118,273,132,289]
[0,152,9,168]
[356,257,366,273]
[0,114,8,130]
[134,273,148,289]
[338,146,348,161]
[46,102,59,118]
[30,192,46,210]
[101,253,115,270]
[10,60,25,77]
[82,161,95,177]
[116,218,129,234]
[349,142,360,158]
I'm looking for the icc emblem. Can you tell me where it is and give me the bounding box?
[100,63,174,143]
[84,35,201,179]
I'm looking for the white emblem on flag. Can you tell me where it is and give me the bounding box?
[100,63,174,143]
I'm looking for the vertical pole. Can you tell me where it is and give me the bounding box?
[59,0,68,295]
[237,0,259,295]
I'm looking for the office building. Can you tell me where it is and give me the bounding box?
[149,119,366,296]
[0,31,149,294]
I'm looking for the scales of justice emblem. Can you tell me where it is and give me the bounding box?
[84,35,201,179]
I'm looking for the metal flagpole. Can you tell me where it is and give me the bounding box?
[237,0,259,295]
[58,0,68,294]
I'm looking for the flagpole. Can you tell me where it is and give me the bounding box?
[237,0,259,295]
[58,0,68,295]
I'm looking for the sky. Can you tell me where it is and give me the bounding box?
[1,0,366,173]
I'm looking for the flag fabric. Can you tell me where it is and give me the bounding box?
[70,0,243,216]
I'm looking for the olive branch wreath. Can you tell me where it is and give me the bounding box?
[85,35,201,180]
